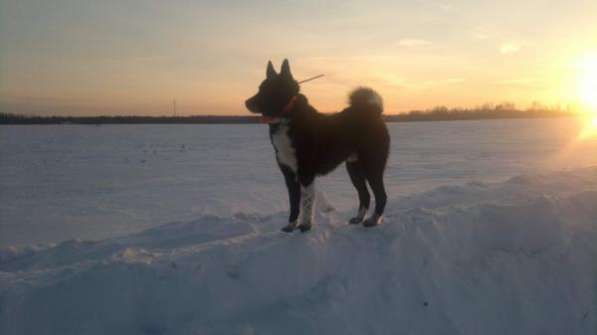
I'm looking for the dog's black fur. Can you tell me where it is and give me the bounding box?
[245,59,390,232]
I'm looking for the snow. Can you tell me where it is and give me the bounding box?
[1,118,597,334]
[1,168,597,334]
[2,118,597,247]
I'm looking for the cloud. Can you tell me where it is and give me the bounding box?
[473,32,489,40]
[500,43,521,55]
[413,78,465,90]
[425,78,465,86]
[495,77,548,89]
[398,39,431,47]
[439,3,454,12]
[496,78,535,86]
[471,28,490,40]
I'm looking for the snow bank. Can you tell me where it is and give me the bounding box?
[1,168,597,335]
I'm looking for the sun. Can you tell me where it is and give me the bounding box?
[577,54,597,109]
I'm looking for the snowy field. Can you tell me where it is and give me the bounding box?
[2,118,597,247]
[1,118,597,334]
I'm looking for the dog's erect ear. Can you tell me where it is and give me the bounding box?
[280,59,293,79]
[266,61,277,79]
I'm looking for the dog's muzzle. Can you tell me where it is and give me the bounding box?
[245,98,260,114]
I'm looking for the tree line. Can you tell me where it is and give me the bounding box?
[0,103,571,125]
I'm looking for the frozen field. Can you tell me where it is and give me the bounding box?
[1,118,597,334]
[1,118,597,247]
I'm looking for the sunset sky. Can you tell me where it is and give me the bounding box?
[1,0,596,116]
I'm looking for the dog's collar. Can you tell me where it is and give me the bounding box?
[261,95,298,124]
[282,95,298,115]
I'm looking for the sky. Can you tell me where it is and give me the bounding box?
[1,0,596,116]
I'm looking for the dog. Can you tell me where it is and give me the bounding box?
[245,59,390,232]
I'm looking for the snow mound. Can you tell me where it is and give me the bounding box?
[1,168,597,335]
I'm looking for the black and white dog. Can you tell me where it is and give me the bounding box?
[245,59,390,232]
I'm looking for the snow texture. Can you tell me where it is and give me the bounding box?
[1,167,597,335]
[2,118,597,247]
[1,119,597,334]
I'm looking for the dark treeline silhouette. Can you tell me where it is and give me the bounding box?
[0,114,260,125]
[385,103,571,122]
[0,103,572,125]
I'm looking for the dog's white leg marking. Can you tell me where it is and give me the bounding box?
[363,213,384,227]
[300,183,315,229]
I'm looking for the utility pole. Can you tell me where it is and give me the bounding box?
[172,99,177,116]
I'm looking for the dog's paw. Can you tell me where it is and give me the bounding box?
[363,214,383,228]
[298,224,312,233]
[281,221,298,233]
[349,207,367,224]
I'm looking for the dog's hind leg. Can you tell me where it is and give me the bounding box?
[346,160,370,224]
[363,169,387,227]
[280,165,301,233]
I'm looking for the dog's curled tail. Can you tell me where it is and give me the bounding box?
[349,87,383,116]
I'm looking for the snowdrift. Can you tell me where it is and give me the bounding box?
[1,168,597,335]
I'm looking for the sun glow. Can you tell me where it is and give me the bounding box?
[578,117,597,140]
[575,53,597,139]
[578,54,597,108]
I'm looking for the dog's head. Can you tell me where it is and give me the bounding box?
[245,59,299,120]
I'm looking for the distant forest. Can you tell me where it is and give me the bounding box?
[0,103,572,125]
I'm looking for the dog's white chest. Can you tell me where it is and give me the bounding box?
[271,122,297,172]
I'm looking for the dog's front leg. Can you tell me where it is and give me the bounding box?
[297,175,315,232]
[280,165,301,232]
